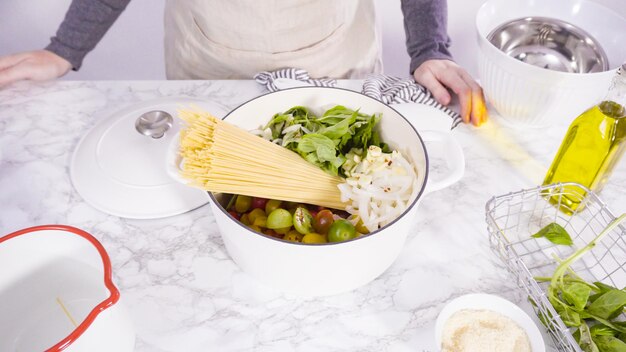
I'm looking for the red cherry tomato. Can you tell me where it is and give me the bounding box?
[251,197,268,210]
[313,209,334,235]
[228,211,240,220]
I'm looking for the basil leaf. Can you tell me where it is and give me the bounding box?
[319,110,357,140]
[580,323,601,352]
[595,282,620,293]
[579,312,626,334]
[591,324,620,338]
[587,290,626,320]
[297,134,334,153]
[564,282,592,310]
[265,105,385,177]
[532,222,574,245]
[556,304,582,327]
[592,335,626,352]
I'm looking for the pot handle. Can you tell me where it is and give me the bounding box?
[165,134,191,185]
[420,130,465,194]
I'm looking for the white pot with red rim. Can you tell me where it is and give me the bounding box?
[0,225,135,352]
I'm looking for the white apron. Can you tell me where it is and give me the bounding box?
[163,0,382,79]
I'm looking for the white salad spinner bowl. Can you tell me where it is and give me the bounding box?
[206,87,465,296]
[476,0,626,127]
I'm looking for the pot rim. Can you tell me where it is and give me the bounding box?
[208,86,429,246]
[0,225,120,352]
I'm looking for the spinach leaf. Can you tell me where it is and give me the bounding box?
[563,282,592,310]
[587,290,626,320]
[532,222,574,245]
[593,335,626,352]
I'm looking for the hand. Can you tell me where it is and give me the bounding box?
[413,59,488,126]
[0,50,72,88]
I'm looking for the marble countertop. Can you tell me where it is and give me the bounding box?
[1,80,625,352]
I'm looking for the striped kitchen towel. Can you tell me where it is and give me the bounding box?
[254,68,337,92]
[253,68,462,129]
[363,74,462,128]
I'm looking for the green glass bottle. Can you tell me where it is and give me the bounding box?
[543,64,626,214]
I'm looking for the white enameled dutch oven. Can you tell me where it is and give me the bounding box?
[0,225,135,352]
[177,87,465,296]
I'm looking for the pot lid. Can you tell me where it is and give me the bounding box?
[70,97,228,219]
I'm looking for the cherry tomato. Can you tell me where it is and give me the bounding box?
[313,209,334,234]
[248,208,266,224]
[265,199,282,214]
[253,216,267,228]
[240,213,250,226]
[302,233,327,244]
[251,197,268,210]
[264,229,282,238]
[267,209,293,229]
[293,207,314,235]
[274,226,292,235]
[248,224,262,233]
[283,230,304,242]
[327,219,357,242]
[347,215,369,234]
[234,195,252,213]
[227,211,240,220]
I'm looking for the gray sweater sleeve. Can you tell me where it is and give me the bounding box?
[45,0,131,70]
[401,0,453,75]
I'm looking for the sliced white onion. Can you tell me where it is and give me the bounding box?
[338,146,417,232]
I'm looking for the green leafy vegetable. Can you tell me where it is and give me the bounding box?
[563,282,592,311]
[593,335,626,352]
[261,105,386,176]
[591,325,620,338]
[578,323,600,352]
[532,222,574,245]
[534,214,626,351]
[587,290,626,320]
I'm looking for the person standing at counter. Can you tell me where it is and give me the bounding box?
[0,0,487,126]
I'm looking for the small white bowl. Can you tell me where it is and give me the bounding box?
[435,293,545,352]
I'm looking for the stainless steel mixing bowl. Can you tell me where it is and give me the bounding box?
[487,17,609,73]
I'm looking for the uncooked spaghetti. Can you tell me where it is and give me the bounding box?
[177,109,346,209]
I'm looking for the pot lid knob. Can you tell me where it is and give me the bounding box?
[135,110,173,139]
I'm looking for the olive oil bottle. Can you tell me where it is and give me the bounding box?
[543,64,626,214]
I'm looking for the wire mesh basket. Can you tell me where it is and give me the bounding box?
[485,182,626,351]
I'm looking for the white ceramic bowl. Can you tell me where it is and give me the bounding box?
[435,293,545,352]
[205,87,465,296]
[0,225,135,352]
[476,0,626,127]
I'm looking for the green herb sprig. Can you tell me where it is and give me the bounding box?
[533,214,626,352]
